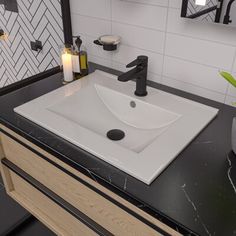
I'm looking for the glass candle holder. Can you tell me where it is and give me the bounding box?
[60,45,73,83]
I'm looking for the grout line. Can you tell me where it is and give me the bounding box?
[111,19,165,34]
[110,0,114,65]
[72,11,236,48]
[224,84,230,104]
[82,31,231,72]
[71,11,166,33]
[167,31,236,48]
[110,0,112,31]
[163,74,227,97]
[160,0,171,85]
[163,54,230,71]
[112,0,168,9]
[223,47,236,103]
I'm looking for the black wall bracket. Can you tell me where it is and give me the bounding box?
[30,40,43,52]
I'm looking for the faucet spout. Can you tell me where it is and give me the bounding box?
[118,67,139,82]
[117,56,148,97]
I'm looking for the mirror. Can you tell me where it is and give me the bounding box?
[181,0,236,26]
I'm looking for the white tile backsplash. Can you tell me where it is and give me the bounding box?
[111,0,167,31]
[112,22,165,53]
[163,56,228,94]
[70,0,111,20]
[70,0,236,107]
[165,33,235,70]
[113,44,163,75]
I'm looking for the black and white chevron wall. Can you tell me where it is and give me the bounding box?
[0,0,64,88]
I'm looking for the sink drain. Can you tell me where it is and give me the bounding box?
[107,129,125,141]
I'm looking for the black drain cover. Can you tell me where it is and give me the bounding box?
[107,129,125,141]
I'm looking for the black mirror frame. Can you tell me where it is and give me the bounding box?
[181,0,223,22]
[61,0,73,46]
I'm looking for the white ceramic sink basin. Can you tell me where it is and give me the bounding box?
[14,70,218,184]
[95,84,180,130]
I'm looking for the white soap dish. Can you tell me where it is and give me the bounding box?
[94,35,121,51]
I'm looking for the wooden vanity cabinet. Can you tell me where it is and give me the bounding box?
[0,125,182,236]
[0,140,4,168]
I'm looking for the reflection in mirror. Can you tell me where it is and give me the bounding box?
[181,0,236,26]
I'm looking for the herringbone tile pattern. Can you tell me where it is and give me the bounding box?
[0,0,64,88]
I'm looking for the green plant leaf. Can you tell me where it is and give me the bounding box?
[220,71,236,88]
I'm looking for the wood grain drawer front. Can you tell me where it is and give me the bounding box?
[1,133,163,236]
[3,166,99,236]
[0,141,4,159]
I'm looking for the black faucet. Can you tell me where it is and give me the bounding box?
[118,56,148,97]
[223,0,235,24]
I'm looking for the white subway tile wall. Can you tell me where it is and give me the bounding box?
[70,0,236,106]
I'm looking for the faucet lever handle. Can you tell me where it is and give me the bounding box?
[126,56,148,68]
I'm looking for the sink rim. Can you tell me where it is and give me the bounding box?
[14,70,219,185]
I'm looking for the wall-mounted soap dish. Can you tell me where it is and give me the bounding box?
[94,35,121,51]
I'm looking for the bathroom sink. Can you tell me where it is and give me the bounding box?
[14,70,218,184]
[95,84,180,130]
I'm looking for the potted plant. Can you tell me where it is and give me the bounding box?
[220,71,236,154]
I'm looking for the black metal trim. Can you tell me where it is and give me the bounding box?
[187,6,217,19]
[2,214,34,236]
[0,128,175,236]
[223,0,235,24]
[215,0,224,22]
[2,158,113,236]
[0,67,61,97]
[61,0,73,46]
[181,0,188,17]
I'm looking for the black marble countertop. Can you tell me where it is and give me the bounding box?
[1,63,236,236]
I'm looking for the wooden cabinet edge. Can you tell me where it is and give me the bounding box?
[0,135,4,173]
[7,169,99,236]
[0,133,14,192]
[0,124,182,236]
[0,138,4,160]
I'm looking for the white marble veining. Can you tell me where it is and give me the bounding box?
[227,155,236,194]
[181,184,211,236]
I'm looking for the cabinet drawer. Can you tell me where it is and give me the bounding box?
[0,130,181,236]
[2,162,99,236]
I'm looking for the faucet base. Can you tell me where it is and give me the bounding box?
[135,91,148,97]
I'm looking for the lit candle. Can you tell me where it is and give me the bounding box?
[62,51,73,82]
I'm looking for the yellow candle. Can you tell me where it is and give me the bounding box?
[62,51,73,82]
